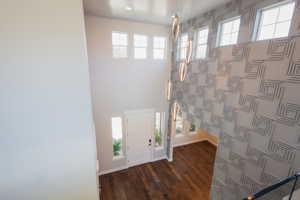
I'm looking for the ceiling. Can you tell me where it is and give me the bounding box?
[83,0,231,25]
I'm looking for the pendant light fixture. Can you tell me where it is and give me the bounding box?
[172,102,180,121]
[166,80,172,101]
[186,39,193,64]
[179,61,188,82]
[171,14,180,41]
[170,11,193,82]
[178,39,193,81]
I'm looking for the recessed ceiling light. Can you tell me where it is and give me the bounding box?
[125,6,133,11]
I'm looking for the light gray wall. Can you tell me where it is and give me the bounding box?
[85,16,170,173]
[169,0,300,199]
[0,1,98,200]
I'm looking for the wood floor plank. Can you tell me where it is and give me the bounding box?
[99,141,216,200]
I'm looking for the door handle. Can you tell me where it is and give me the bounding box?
[148,139,152,146]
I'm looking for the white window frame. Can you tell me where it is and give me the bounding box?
[134,34,148,59]
[252,0,296,41]
[195,26,209,59]
[216,16,241,47]
[112,31,128,58]
[179,33,189,61]
[153,36,166,60]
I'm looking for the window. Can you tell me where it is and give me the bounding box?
[112,32,128,58]
[134,34,148,59]
[189,124,196,132]
[179,34,188,60]
[155,112,165,148]
[218,16,241,46]
[196,27,209,59]
[189,123,197,135]
[153,37,166,60]
[175,111,183,136]
[111,117,123,157]
[255,1,295,41]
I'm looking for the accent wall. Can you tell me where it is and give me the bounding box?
[169,0,300,199]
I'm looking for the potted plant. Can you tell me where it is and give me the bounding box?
[155,128,162,147]
[113,139,121,156]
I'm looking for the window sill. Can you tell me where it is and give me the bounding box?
[112,57,128,59]
[218,43,238,48]
[113,154,124,161]
[194,57,208,61]
[155,146,164,151]
[255,35,289,42]
[175,134,184,138]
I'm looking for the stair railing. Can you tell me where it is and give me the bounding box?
[243,172,300,200]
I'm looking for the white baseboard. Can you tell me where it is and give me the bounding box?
[207,138,218,147]
[173,139,206,147]
[99,140,215,176]
[98,156,167,176]
[98,165,128,176]
[152,156,167,162]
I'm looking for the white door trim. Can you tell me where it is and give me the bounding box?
[168,115,176,162]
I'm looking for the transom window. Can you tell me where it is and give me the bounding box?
[218,16,241,46]
[112,32,128,58]
[196,27,209,59]
[153,37,166,60]
[256,1,295,41]
[179,34,188,60]
[134,34,148,59]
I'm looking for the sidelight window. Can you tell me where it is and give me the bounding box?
[111,117,123,157]
[175,111,183,136]
[155,112,165,148]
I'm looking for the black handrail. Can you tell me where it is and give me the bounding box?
[243,172,300,200]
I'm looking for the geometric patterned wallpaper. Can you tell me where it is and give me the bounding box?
[169,0,300,199]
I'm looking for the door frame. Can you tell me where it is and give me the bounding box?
[124,108,155,167]
[168,111,176,162]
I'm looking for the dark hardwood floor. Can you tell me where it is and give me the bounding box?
[100,141,217,200]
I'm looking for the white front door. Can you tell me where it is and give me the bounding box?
[125,109,154,167]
